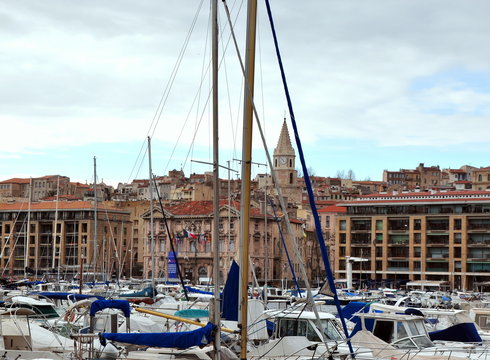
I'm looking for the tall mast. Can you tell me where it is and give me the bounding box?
[211,0,221,357]
[239,0,258,358]
[264,172,268,304]
[93,156,98,282]
[148,136,155,289]
[52,176,60,280]
[24,178,32,279]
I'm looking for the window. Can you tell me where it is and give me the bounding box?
[414,219,421,230]
[340,220,347,231]
[454,219,462,230]
[340,233,346,244]
[376,220,383,230]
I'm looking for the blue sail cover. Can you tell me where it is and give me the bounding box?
[100,322,216,349]
[184,286,215,295]
[429,322,482,343]
[220,260,239,321]
[32,292,104,301]
[90,299,131,317]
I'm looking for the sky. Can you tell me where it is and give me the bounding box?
[1,0,490,187]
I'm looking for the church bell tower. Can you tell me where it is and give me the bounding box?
[273,119,299,202]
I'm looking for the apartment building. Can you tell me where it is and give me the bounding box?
[335,190,490,291]
[0,201,131,279]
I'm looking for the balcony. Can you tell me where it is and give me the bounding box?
[467,224,490,231]
[387,267,409,272]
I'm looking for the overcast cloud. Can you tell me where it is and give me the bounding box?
[1,0,489,183]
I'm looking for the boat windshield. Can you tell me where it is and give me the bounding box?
[406,319,427,336]
[277,318,343,342]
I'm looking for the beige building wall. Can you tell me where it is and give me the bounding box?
[334,193,490,290]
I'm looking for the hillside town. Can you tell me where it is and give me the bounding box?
[1,121,489,291]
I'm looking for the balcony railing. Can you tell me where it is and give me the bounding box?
[468,224,490,231]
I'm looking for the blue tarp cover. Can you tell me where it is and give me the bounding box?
[429,322,482,343]
[340,302,372,337]
[100,322,216,349]
[90,299,131,317]
[184,286,215,295]
[33,292,104,301]
[220,260,239,321]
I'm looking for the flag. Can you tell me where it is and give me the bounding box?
[303,231,307,238]
[188,230,197,239]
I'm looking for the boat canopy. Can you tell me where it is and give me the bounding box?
[99,322,216,349]
[90,299,131,317]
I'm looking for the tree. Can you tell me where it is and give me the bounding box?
[347,169,356,180]
[336,170,345,179]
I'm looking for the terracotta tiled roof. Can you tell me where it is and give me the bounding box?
[318,205,347,213]
[40,195,82,201]
[166,200,238,216]
[70,182,90,188]
[447,169,466,173]
[0,201,122,212]
[0,178,30,184]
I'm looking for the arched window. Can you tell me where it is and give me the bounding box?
[478,174,483,181]
[289,172,293,184]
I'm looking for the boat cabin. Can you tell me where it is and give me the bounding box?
[356,313,434,350]
[264,308,344,342]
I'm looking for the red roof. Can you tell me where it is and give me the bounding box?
[0,178,30,184]
[0,201,122,212]
[167,200,238,216]
[318,205,347,213]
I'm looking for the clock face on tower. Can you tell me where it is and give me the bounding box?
[279,156,287,165]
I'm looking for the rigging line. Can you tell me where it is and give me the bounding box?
[1,216,28,278]
[257,9,267,141]
[101,204,122,280]
[153,177,189,302]
[263,0,355,356]
[163,1,243,175]
[127,0,205,183]
[191,0,212,176]
[267,197,302,295]
[0,199,27,272]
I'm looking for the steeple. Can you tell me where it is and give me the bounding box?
[274,119,295,156]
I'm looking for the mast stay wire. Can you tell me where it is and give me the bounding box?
[190,4,212,176]
[126,0,205,183]
[161,0,246,176]
[220,0,246,169]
